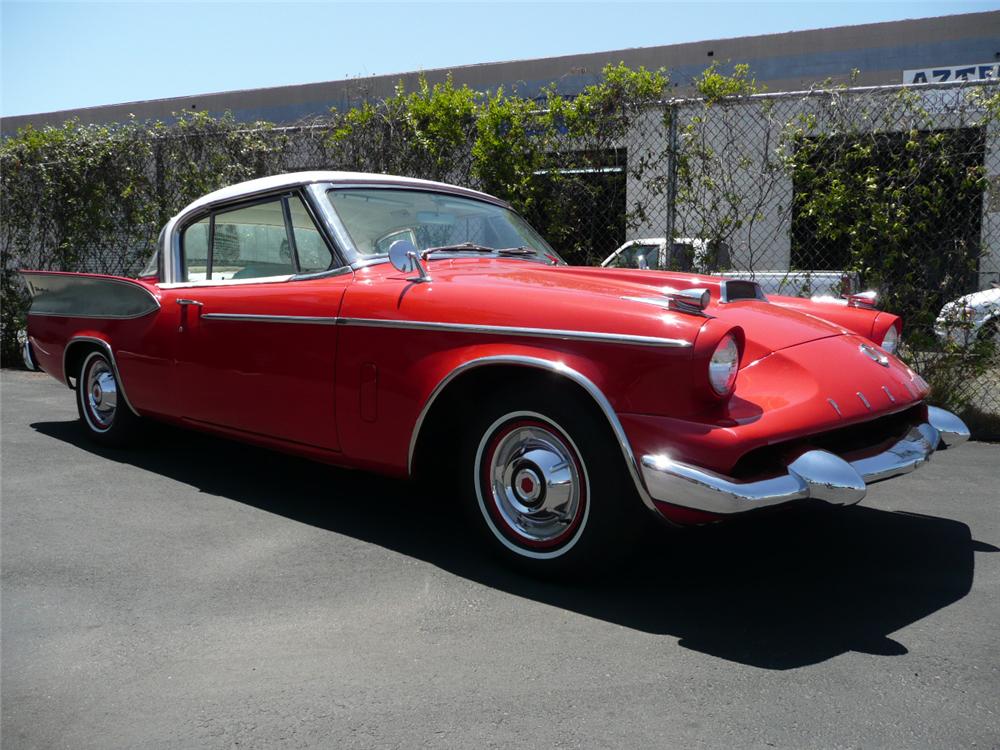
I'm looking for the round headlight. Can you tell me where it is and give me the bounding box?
[709,334,740,396]
[881,325,900,354]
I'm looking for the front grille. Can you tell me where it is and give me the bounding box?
[729,404,926,480]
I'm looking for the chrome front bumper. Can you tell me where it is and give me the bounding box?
[640,406,970,516]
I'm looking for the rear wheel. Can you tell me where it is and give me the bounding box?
[75,350,141,447]
[462,386,645,574]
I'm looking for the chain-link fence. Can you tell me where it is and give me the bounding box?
[2,77,998,434]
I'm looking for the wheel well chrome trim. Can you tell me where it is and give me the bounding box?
[62,336,140,417]
[407,355,657,515]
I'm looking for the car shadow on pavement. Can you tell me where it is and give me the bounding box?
[33,419,987,671]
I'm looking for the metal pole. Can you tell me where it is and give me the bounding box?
[664,102,678,248]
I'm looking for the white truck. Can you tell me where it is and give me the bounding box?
[601,238,855,298]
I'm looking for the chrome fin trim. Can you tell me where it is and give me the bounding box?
[62,336,140,417]
[640,416,956,516]
[407,355,659,516]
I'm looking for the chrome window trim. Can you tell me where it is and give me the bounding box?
[62,336,140,417]
[160,275,295,289]
[307,183,362,266]
[157,275,296,290]
[158,266,354,289]
[293,183,351,276]
[406,355,659,516]
[290,265,355,281]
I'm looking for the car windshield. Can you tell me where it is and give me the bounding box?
[326,188,563,262]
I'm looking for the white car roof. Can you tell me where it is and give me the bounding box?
[178,171,505,217]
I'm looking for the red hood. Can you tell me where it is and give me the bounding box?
[357,260,846,362]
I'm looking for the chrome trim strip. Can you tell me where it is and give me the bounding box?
[306,182,362,266]
[338,318,692,348]
[621,291,708,316]
[62,336,140,417]
[201,313,339,325]
[857,391,872,410]
[827,398,842,417]
[157,275,295,289]
[621,295,675,311]
[197,313,692,347]
[406,355,659,516]
[640,417,951,516]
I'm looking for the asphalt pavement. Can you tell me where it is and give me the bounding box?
[2,368,998,749]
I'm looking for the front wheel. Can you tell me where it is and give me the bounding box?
[76,350,142,447]
[463,387,645,574]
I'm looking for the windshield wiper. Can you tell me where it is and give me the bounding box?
[421,242,496,258]
[421,242,539,259]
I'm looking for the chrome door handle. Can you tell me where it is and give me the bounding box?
[176,298,204,332]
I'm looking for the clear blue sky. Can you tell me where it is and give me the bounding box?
[2,1,997,117]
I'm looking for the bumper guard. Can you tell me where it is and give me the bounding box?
[640,406,970,516]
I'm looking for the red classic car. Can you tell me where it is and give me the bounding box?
[22,171,970,571]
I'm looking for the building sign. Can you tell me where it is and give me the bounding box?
[904,63,998,84]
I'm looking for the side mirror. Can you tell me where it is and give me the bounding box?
[388,239,431,283]
[388,239,417,272]
[845,290,878,309]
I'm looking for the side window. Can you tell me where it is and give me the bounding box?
[179,193,341,283]
[183,217,211,281]
[288,196,333,273]
[213,198,293,281]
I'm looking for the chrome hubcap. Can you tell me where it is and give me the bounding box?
[85,359,118,428]
[485,421,583,545]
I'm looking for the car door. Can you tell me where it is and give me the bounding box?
[170,191,350,452]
